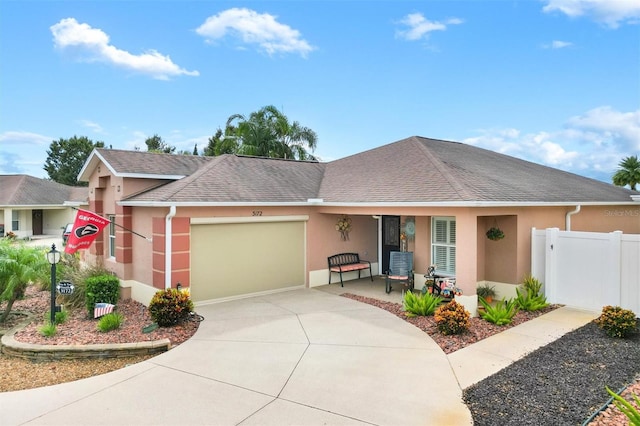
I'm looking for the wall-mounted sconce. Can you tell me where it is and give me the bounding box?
[117,185,121,192]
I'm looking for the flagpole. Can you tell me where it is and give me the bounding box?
[71,207,152,242]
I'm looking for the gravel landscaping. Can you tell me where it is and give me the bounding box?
[0,285,199,392]
[1,286,638,426]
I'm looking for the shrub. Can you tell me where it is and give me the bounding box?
[403,291,442,317]
[148,288,194,327]
[97,312,124,332]
[516,275,549,312]
[595,306,638,338]
[606,386,640,425]
[85,274,120,318]
[62,264,112,311]
[479,297,519,325]
[39,322,57,337]
[434,300,470,335]
[43,309,68,325]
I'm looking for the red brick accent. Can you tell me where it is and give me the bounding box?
[171,270,190,287]
[172,217,190,234]
[151,216,191,289]
[116,247,133,263]
[171,252,190,270]
[152,218,165,234]
[171,235,191,252]
[152,270,165,289]
[91,199,104,214]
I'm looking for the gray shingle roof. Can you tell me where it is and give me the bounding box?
[319,136,638,203]
[0,175,88,206]
[117,136,638,205]
[87,149,212,178]
[125,155,325,203]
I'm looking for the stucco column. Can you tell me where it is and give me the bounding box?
[455,212,478,296]
[3,208,11,233]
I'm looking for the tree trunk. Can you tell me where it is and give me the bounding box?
[0,297,16,323]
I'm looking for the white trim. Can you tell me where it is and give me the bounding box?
[190,215,309,225]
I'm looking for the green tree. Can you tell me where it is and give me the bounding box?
[44,136,104,186]
[225,105,318,160]
[145,134,176,154]
[0,240,48,323]
[613,155,640,191]
[192,144,198,155]
[204,127,240,156]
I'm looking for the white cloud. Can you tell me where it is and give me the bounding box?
[195,8,315,57]
[395,13,463,41]
[463,106,639,181]
[50,18,199,80]
[79,120,104,134]
[542,0,640,28]
[543,40,573,49]
[0,132,52,176]
[0,131,52,145]
[567,106,640,151]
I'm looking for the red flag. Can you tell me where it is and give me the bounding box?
[64,209,110,254]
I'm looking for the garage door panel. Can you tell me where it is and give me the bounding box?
[191,221,305,302]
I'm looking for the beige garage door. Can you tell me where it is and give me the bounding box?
[190,219,306,302]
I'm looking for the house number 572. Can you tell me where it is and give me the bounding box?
[252,211,262,216]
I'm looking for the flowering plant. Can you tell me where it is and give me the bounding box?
[335,215,352,241]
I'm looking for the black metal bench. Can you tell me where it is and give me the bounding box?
[328,253,373,287]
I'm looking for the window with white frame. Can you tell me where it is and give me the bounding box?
[432,217,456,274]
[11,210,19,231]
[108,215,116,258]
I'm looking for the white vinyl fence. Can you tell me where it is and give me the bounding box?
[531,228,640,316]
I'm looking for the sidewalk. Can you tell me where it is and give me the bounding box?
[448,306,599,389]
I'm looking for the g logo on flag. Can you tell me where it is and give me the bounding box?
[74,224,100,239]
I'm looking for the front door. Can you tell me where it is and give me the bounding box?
[382,215,400,274]
[32,210,43,235]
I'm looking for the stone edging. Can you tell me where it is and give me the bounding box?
[1,319,170,361]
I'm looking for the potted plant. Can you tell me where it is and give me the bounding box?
[486,227,505,241]
[476,284,496,304]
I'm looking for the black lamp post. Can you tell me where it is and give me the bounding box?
[46,244,61,325]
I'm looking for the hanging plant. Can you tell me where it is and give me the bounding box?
[486,227,505,241]
[335,215,352,241]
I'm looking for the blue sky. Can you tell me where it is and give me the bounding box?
[1,0,638,184]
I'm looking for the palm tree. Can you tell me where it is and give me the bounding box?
[225,105,318,160]
[0,240,48,323]
[612,155,640,191]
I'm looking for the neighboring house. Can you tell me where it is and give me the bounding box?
[77,136,640,311]
[0,175,88,239]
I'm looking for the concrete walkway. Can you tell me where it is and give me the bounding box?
[0,284,597,425]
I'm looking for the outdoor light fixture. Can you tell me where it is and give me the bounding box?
[176,282,182,291]
[46,244,61,325]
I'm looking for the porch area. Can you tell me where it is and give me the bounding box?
[316,275,415,305]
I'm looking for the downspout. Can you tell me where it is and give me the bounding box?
[565,205,581,231]
[165,205,176,290]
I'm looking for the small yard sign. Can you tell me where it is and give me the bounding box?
[56,280,75,295]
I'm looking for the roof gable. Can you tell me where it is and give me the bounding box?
[78,148,212,182]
